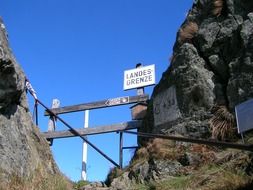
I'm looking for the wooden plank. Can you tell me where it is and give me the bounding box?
[46,95,149,116]
[122,146,139,149]
[43,120,142,139]
[124,131,253,152]
[44,94,149,116]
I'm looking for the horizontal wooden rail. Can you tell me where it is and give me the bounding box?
[122,146,139,150]
[45,94,149,116]
[123,131,253,152]
[43,121,141,139]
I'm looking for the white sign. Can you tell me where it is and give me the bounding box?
[124,64,155,90]
[105,96,129,106]
[235,98,253,133]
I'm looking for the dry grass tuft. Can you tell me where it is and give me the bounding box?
[0,174,72,190]
[135,146,149,161]
[133,164,253,190]
[179,21,198,43]
[189,144,217,165]
[188,165,253,190]
[209,105,236,141]
[213,0,224,16]
[0,166,72,190]
[133,138,183,163]
[147,138,179,160]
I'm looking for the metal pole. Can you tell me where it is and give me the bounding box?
[81,110,89,180]
[119,132,123,169]
[241,133,245,144]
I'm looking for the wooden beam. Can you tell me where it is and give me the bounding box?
[124,131,253,152]
[45,94,149,116]
[43,120,142,139]
[122,146,139,149]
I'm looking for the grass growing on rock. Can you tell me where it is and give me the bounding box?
[108,138,253,189]
[0,174,72,190]
[209,105,236,141]
[179,21,198,43]
[131,138,184,165]
[0,167,73,190]
[213,0,224,16]
[132,163,253,190]
[73,180,90,189]
[105,167,124,186]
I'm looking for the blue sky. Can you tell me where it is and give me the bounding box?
[1,0,193,182]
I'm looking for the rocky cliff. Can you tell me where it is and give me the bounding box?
[104,0,253,189]
[148,0,253,141]
[0,18,69,189]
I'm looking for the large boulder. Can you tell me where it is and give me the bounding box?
[143,0,253,140]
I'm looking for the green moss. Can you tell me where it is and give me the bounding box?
[131,177,190,190]
[186,164,253,190]
[131,184,149,190]
[155,176,190,190]
[129,162,253,190]
[73,180,90,189]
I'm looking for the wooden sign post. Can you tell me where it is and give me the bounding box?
[119,63,155,168]
[47,99,60,145]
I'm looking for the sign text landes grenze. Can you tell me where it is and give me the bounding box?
[124,64,155,90]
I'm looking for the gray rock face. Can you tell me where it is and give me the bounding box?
[152,42,214,138]
[80,182,109,190]
[106,1,253,189]
[146,0,253,138]
[0,18,59,181]
[110,159,182,190]
[0,19,26,113]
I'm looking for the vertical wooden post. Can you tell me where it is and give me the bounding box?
[47,99,60,146]
[81,110,89,181]
[119,132,123,169]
